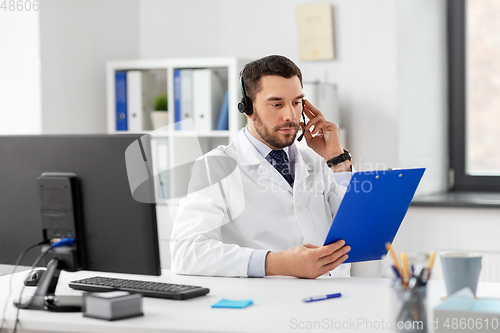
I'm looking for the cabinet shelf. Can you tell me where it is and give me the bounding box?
[151,130,231,138]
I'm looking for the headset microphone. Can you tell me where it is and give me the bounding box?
[297,99,307,142]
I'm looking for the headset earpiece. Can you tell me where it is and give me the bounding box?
[238,67,253,116]
[237,98,246,114]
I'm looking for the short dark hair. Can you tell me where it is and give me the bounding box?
[242,55,303,102]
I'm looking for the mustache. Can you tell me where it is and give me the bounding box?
[275,122,299,130]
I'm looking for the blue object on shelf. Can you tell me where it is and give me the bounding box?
[216,90,229,130]
[115,71,127,131]
[174,69,181,130]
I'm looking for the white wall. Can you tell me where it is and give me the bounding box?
[139,0,400,171]
[395,207,500,254]
[0,10,41,134]
[40,0,140,134]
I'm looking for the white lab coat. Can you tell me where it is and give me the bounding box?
[170,128,351,278]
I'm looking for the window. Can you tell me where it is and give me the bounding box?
[449,0,500,191]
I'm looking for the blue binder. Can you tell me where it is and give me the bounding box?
[174,69,181,130]
[324,168,425,263]
[115,71,127,131]
[216,90,229,130]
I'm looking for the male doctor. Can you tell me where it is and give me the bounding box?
[171,55,353,279]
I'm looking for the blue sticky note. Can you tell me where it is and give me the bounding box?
[211,299,253,309]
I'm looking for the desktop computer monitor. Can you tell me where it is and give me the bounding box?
[0,134,161,310]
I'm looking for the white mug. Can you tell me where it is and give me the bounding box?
[440,252,482,296]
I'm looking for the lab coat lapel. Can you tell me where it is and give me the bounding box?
[290,144,318,245]
[290,144,313,191]
[235,129,293,194]
[257,161,293,194]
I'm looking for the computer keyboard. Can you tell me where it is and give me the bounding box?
[69,276,210,300]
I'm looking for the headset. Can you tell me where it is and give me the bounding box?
[237,66,253,116]
[238,67,308,141]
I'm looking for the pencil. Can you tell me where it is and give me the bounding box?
[385,242,403,281]
[401,252,410,282]
[427,252,436,278]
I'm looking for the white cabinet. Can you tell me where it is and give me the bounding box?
[106,57,252,203]
[106,57,251,139]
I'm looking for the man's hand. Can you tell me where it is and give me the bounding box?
[300,99,343,161]
[264,240,351,279]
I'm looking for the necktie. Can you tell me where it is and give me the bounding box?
[267,149,294,187]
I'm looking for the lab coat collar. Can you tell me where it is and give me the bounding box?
[235,129,291,193]
[235,128,264,167]
[243,127,291,162]
[235,129,314,194]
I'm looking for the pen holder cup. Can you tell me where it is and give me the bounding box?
[394,286,427,332]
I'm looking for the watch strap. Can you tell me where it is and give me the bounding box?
[326,149,351,168]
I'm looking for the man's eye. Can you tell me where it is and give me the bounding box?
[272,103,282,108]
[293,101,301,106]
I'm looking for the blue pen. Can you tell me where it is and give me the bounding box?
[303,293,342,303]
[391,265,402,280]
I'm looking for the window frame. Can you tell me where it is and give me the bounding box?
[448,0,500,192]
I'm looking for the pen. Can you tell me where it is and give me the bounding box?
[303,293,342,303]
[391,265,402,280]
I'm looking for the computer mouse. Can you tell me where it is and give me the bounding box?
[24,268,46,286]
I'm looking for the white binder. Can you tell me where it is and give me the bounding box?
[192,69,224,132]
[126,71,154,133]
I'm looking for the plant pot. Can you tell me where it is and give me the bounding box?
[151,111,168,130]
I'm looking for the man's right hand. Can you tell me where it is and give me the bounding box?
[264,240,351,279]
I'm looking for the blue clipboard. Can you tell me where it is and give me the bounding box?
[323,168,425,263]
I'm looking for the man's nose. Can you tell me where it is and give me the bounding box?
[283,103,297,122]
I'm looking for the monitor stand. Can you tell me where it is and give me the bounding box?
[14,258,82,312]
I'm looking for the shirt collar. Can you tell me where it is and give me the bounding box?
[244,127,290,160]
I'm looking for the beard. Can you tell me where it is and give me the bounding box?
[252,110,300,149]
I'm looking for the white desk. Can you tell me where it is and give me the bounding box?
[1,269,500,333]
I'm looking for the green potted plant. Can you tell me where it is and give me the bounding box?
[150,93,168,130]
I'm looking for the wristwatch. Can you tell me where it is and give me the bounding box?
[326,149,351,168]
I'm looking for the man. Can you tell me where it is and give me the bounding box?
[171,55,352,278]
